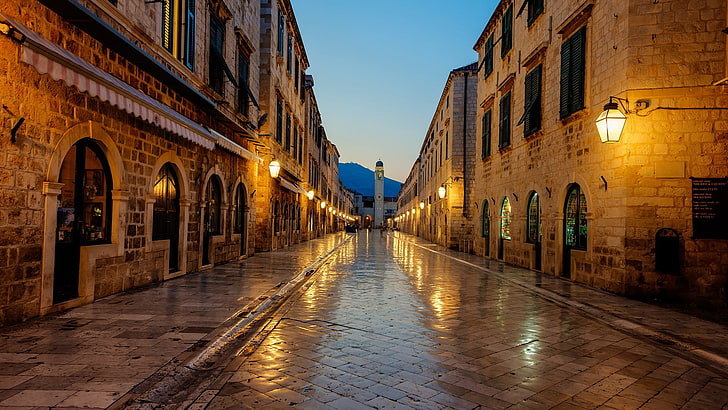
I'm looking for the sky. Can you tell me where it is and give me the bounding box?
[290,1,499,183]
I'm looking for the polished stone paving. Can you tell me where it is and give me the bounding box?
[0,230,727,409]
[0,234,349,409]
[200,231,728,409]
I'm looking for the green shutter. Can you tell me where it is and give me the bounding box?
[501,5,513,58]
[499,92,511,149]
[560,38,571,119]
[482,110,492,159]
[570,27,586,114]
[184,0,195,69]
[484,35,494,78]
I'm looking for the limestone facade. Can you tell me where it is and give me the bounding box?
[396,64,478,251]
[0,0,347,327]
[468,0,728,306]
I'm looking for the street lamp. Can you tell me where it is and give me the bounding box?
[320,201,326,209]
[268,159,281,178]
[307,190,314,200]
[596,97,627,143]
[419,201,425,209]
[438,185,446,199]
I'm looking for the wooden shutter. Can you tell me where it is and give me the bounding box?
[501,5,513,58]
[499,92,511,149]
[482,110,492,159]
[570,27,586,114]
[184,0,196,69]
[524,65,542,135]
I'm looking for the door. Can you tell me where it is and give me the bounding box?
[153,163,180,272]
[563,184,587,278]
[203,176,221,266]
[481,200,490,257]
[234,184,247,256]
[54,139,111,303]
[527,192,542,271]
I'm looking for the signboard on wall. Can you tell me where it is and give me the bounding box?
[691,177,728,239]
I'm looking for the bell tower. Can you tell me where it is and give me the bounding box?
[374,160,384,226]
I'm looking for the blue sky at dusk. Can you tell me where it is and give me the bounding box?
[291,1,499,183]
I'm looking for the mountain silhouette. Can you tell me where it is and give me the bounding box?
[339,162,402,198]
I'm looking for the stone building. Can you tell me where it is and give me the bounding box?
[469,0,728,307]
[0,0,345,327]
[396,63,478,251]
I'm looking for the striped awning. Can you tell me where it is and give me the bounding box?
[279,178,309,195]
[0,13,216,149]
[211,129,263,163]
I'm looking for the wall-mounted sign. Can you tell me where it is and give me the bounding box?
[691,177,728,239]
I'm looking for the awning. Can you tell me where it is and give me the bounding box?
[0,13,216,150]
[279,178,309,196]
[211,129,263,164]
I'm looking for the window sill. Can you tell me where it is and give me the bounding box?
[559,108,588,125]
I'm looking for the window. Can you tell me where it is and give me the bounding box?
[276,98,283,144]
[483,34,494,78]
[285,113,291,150]
[481,110,492,159]
[233,184,246,235]
[286,34,293,74]
[293,124,298,157]
[209,16,224,94]
[481,200,490,237]
[518,65,542,137]
[499,91,511,150]
[237,52,250,116]
[560,26,586,119]
[161,0,195,69]
[564,184,588,250]
[501,4,513,58]
[294,59,299,91]
[445,132,449,159]
[528,0,544,25]
[277,10,285,57]
[501,197,512,240]
[526,192,541,243]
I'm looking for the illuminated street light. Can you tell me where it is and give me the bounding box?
[596,97,627,143]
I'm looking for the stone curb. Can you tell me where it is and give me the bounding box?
[120,235,354,409]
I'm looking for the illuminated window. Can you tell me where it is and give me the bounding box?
[481,200,490,237]
[161,0,196,70]
[526,192,541,243]
[564,184,588,250]
[501,197,512,240]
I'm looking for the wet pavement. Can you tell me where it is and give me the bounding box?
[200,231,728,409]
[0,231,727,409]
[0,233,350,409]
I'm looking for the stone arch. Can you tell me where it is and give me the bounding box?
[146,152,192,278]
[41,121,129,315]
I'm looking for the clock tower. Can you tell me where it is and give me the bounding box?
[374,160,385,226]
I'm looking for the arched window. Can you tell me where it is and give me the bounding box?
[564,184,588,250]
[501,197,512,240]
[153,163,180,240]
[526,192,541,243]
[481,200,490,237]
[205,176,222,235]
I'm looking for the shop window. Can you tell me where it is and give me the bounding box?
[560,26,586,119]
[565,184,588,250]
[526,192,541,243]
[501,197,512,240]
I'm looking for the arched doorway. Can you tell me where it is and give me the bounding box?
[203,176,222,266]
[234,183,247,256]
[526,191,542,270]
[481,199,490,257]
[563,184,588,278]
[54,138,112,303]
[498,196,512,260]
[152,163,180,272]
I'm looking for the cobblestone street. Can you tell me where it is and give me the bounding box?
[202,231,728,409]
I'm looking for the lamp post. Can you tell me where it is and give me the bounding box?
[268,159,281,178]
[596,97,627,143]
[438,185,446,199]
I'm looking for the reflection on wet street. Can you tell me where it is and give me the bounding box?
[207,231,728,409]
